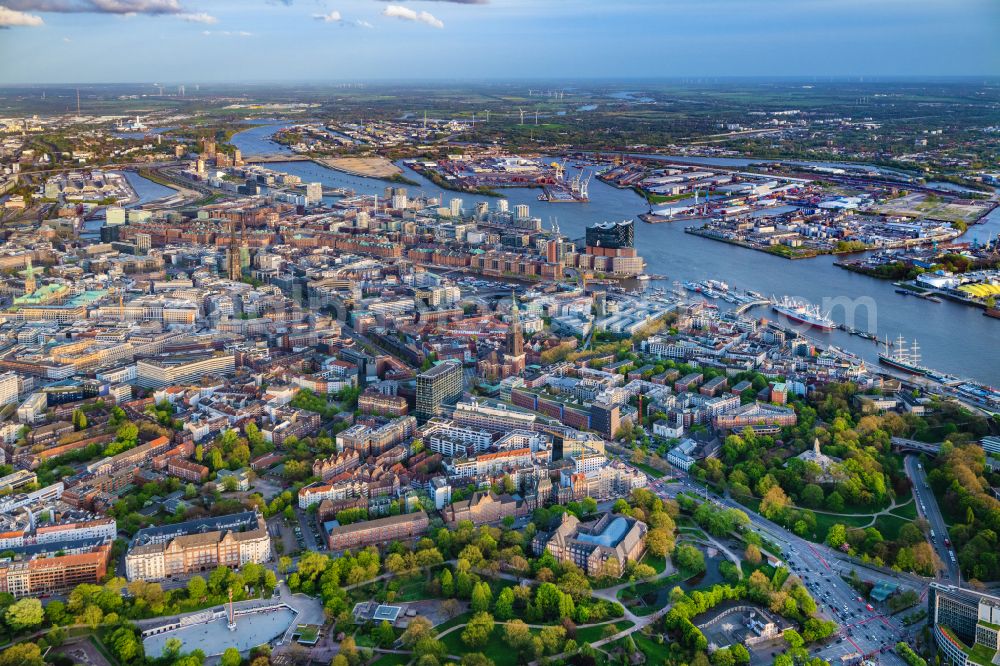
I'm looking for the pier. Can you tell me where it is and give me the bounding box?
[734,299,769,315]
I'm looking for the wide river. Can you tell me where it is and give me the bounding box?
[232,123,1000,385]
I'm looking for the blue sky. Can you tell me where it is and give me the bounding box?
[0,0,998,83]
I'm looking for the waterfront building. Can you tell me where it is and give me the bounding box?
[585,219,634,250]
[305,182,323,205]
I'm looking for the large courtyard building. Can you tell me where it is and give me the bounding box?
[0,541,111,597]
[124,511,270,581]
[533,512,646,577]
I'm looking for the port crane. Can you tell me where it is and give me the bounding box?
[550,161,566,182]
[569,169,592,199]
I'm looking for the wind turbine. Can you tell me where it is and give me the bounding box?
[518,108,524,125]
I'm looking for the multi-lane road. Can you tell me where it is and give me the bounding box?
[650,476,922,664]
[904,454,959,584]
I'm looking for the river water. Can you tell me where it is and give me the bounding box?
[232,123,1000,384]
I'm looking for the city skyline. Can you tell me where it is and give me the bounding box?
[1,0,998,84]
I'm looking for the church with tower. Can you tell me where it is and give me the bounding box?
[477,292,527,381]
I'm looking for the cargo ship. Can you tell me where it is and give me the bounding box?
[878,335,929,376]
[769,296,835,332]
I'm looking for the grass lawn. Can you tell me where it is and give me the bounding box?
[888,498,918,520]
[391,574,431,602]
[631,630,672,662]
[371,653,411,666]
[812,510,875,541]
[295,624,319,643]
[486,577,518,597]
[678,526,709,540]
[441,625,538,666]
[434,612,473,633]
[575,620,634,644]
[968,643,996,666]
[631,460,667,479]
[641,551,667,574]
[877,514,917,541]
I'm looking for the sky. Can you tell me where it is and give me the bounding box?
[0,0,998,84]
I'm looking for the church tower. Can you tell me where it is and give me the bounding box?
[24,259,36,295]
[507,291,524,358]
[227,220,241,281]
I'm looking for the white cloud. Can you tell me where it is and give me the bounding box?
[354,19,372,28]
[312,9,340,23]
[177,11,215,23]
[0,4,44,25]
[382,4,442,28]
[6,0,183,14]
[202,29,251,37]
[62,35,70,40]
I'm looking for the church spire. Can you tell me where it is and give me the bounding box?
[24,258,36,295]
[507,291,523,358]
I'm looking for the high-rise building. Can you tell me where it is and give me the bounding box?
[0,372,19,407]
[449,198,463,217]
[474,201,489,220]
[590,401,621,439]
[928,584,1000,666]
[546,239,558,264]
[496,199,509,213]
[514,204,530,220]
[416,360,463,421]
[305,182,323,205]
[233,149,243,167]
